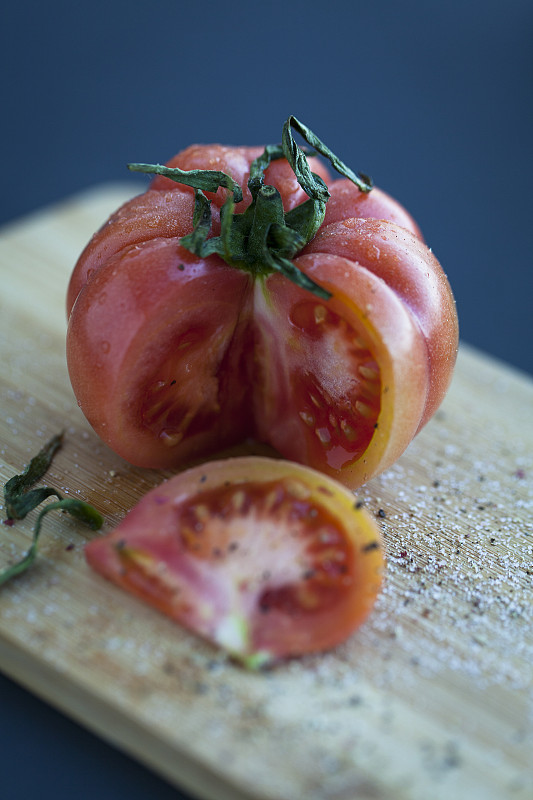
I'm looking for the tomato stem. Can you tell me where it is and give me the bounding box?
[128,117,373,301]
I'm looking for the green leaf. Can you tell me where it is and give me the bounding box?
[282,116,373,195]
[179,190,214,256]
[0,499,104,587]
[129,117,371,302]
[4,433,64,520]
[127,162,244,204]
[264,250,332,301]
[1,434,104,587]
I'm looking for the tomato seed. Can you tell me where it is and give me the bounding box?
[160,430,184,446]
[285,479,311,500]
[315,427,331,445]
[358,365,379,381]
[314,305,327,324]
[231,490,246,512]
[355,400,374,419]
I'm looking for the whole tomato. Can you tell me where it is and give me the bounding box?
[67,117,458,488]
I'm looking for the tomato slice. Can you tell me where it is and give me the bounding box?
[85,457,384,667]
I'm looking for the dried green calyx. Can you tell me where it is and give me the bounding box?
[129,116,373,300]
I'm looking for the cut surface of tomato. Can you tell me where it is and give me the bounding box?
[85,457,385,667]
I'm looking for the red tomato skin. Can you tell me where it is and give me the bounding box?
[66,188,221,317]
[303,218,459,430]
[85,457,385,664]
[323,179,424,239]
[67,238,253,469]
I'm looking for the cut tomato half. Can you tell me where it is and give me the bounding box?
[85,457,384,667]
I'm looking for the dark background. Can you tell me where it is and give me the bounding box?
[1,1,532,798]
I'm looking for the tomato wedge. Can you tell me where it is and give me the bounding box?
[85,457,384,667]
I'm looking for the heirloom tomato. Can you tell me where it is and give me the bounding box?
[67,117,458,488]
[85,457,385,666]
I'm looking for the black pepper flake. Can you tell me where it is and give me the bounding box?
[348,695,362,706]
[199,474,207,483]
[377,508,386,518]
[178,263,185,271]
[362,541,380,553]
[354,500,364,509]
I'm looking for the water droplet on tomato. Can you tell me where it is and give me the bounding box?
[101,340,110,354]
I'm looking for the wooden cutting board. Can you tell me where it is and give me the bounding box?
[0,185,532,800]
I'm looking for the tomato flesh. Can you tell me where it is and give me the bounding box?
[85,457,384,666]
[287,299,381,467]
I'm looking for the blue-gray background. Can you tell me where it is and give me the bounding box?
[1,1,532,798]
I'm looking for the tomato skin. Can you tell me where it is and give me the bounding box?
[323,179,424,239]
[66,188,221,317]
[67,141,458,487]
[85,457,384,665]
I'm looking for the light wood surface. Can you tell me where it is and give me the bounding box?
[1,185,532,800]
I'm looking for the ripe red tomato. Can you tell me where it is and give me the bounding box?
[85,457,384,666]
[67,119,458,488]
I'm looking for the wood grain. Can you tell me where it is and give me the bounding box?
[1,185,532,800]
